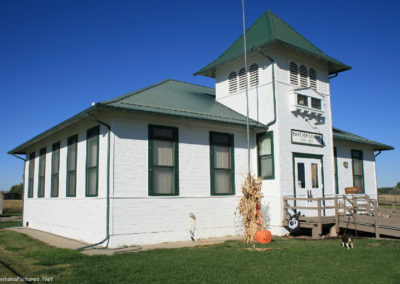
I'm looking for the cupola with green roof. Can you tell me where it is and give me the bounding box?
[194,10,351,78]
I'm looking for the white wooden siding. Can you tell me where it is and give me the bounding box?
[22,119,109,244]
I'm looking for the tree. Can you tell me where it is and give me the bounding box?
[9,183,23,199]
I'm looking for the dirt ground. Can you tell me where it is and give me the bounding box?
[7,227,237,255]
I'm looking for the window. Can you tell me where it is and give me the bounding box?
[238,67,247,90]
[334,147,339,194]
[210,132,234,195]
[257,132,274,179]
[28,152,35,198]
[300,65,308,87]
[311,163,318,188]
[67,135,78,197]
[51,142,60,197]
[297,94,308,106]
[290,62,298,85]
[249,63,259,87]
[309,68,317,90]
[297,162,305,188]
[311,98,321,110]
[149,125,179,195]
[86,126,99,197]
[228,71,237,93]
[38,147,46,197]
[351,150,364,193]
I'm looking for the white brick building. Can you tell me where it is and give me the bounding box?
[9,10,393,247]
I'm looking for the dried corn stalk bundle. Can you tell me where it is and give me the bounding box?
[238,174,265,243]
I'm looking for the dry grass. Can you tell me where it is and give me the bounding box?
[379,195,400,203]
[2,200,23,213]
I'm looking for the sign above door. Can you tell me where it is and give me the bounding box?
[291,129,324,147]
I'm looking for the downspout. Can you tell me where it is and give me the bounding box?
[374,150,382,158]
[11,153,26,224]
[77,111,111,250]
[258,49,277,129]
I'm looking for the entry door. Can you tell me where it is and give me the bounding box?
[294,157,323,217]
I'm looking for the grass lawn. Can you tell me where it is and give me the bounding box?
[0,212,22,217]
[0,230,399,283]
[0,221,22,229]
[380,204,400,211]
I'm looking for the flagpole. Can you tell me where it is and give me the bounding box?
[242,0,251,182]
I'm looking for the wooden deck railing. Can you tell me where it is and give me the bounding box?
[283,196,336,220]
[283,194,400,239]
[283,194,380,218]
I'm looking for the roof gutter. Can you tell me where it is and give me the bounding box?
[258,49,277,129]
[77,111,111,250]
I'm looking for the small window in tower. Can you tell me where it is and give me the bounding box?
[311,97,321,110]
[238,68,247,90]
[290,62,298,85]
[300,65,308,87]
[228,72,237,94]
[249,64,259,87]
[309,68,317,90]
[297,94,308,106]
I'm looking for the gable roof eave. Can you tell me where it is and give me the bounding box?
[7,105,99,155]
[194,39,351,78]
[274,39,351,74]
[333,127,394,151]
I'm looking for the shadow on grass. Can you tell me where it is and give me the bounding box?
[0,231,399,283]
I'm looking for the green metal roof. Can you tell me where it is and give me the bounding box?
[333,128,394,151]
[9,80,393,155]
[100,79,265,128]
[194,10,351,78]
[8,79,266,155]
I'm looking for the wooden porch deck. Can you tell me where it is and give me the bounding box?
[283,195,400,239]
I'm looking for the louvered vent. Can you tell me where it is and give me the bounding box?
[309,68,317,90]
[228,71,237,93]
[300,65,308,87]
[238,68,247,90]
[249,64,259,87]
[290,62,298,85]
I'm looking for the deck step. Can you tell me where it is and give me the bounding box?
[283,194,400,239]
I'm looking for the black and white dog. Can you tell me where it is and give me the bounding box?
[341,233,354,250]
[287,211,301,235]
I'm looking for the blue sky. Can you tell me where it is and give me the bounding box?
[0,0,399,191]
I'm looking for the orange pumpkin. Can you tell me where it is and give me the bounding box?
[255,230,272,244]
